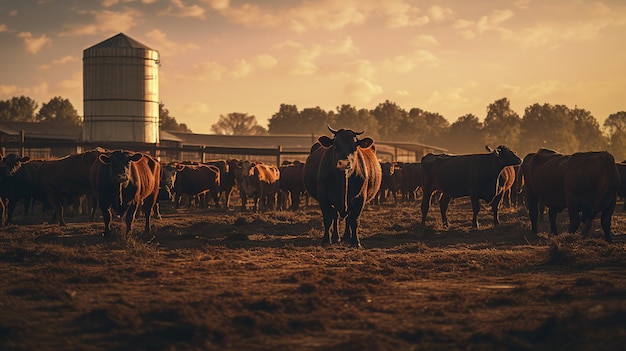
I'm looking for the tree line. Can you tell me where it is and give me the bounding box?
[3,95,626,161]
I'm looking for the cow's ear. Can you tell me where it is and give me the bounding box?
[98,154,111,164]
[130,153,143,162]
[318,135,333,147]
[20,156,30,162]
[358,137,374,149]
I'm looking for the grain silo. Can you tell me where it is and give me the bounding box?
[82,33,160,143]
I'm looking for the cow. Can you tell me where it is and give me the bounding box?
[205,160,236,208]
[236,160,280,211]
[497,165,517,208]
[2,155,48,224]
[278,160,306,210]
[92,150,161,238]
[615,162,626,210]
[400,162,422,203]
[375,162,402,205]
[420,145,522,229]
[303,126,382,248]
[171,164,220,209]
[521,148,619,242]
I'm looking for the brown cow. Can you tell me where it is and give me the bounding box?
[497,165,517,208]
[92,150,161,238]
[521,148,619,242]
[303,126,382,247]
[237,160,280,211]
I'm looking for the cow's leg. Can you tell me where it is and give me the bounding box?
[491,193,503,226]
[124,203,138,235]
[420,187,433,225]
[142,200,155,233]
[548,208,560,235]
[320,201,336,245]
[601,204,615,243]
[101,205,113,238]
[439,194,452,228]
[344,198,365,248]
[567,207,582,234]
[469,196,482,229]
[526,193,539,233]
[240,193,247,211]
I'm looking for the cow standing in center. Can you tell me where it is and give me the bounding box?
[303,126,382,248]
[420,145,522,229]
[91,150,161,238]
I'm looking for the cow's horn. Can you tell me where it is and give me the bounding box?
[354,130,365,136]
[328,125,338,134]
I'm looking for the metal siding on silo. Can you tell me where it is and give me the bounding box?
[82,34,160,143]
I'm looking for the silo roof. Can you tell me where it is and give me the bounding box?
[85,33,153,51]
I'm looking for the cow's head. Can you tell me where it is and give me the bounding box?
[320,125,374,174]
[160,163,182,200]
[486,145,522,167]
[98,150,143,186]
[3,153,30,176]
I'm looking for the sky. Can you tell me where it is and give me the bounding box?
[1,0,626,135]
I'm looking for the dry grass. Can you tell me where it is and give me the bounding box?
[1,198,626,350]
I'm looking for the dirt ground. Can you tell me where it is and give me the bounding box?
[1,197,626,351]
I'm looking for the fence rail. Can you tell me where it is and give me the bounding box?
[0,140,312,165]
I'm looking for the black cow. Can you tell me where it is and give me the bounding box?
[421,145,522,229]
[303,126,382,247]
[521,149,619,242]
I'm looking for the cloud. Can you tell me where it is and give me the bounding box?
[500,80,566,101]
[253,54,277,69]
[454,9,514,39]
[382,50,440,73]
[182,101,211,115]
[190,61,227,81]
[230,59,252,78]
[0,85,19,96]
[17,32,51,54]
[412,34,440,47]
[145,29,199,56]
[60,8,140,36]
[161,0,206,19]
[428,5,453,23]
[39,55,78,70]
[344,77,383,104]
[206,0,434,32]
[0,24,8,32]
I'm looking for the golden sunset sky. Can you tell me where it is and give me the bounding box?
[1,0,625,134]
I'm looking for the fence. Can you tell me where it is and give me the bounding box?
[0,140,311,166]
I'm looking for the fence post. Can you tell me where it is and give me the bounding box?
[20,130,25,157]
[277,145,282,166]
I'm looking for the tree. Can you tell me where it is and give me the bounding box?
[267,104,300,134]
[444,114,485,153]
[211,112,268,135]
[571,108,607,152]
[519,103,578,155]
[371,100,407,141]
[159,102,192,132]
[299,106,331,136]
[36,96,81,125]
[483,97,521,150]
[331,104,380,139]
[407,107,449,146]
[0,95,38,122]
[604,111,626,161]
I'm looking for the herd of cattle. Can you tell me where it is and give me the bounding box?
[1,126,626,246]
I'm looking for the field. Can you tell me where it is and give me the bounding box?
[1,198,626,351]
